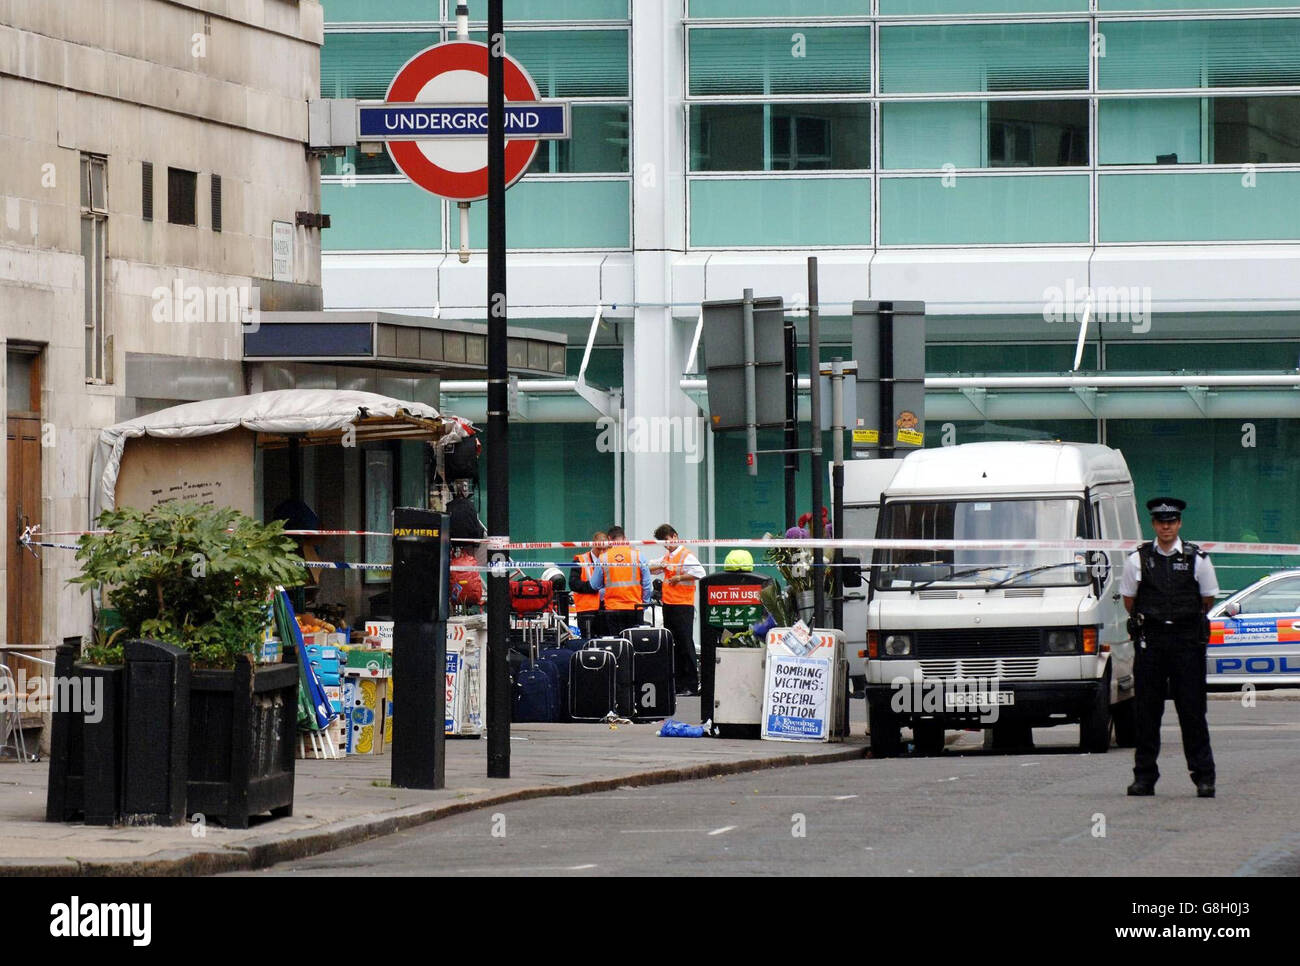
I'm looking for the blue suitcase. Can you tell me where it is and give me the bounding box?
[538,647,574,722]
[513,665,558,722]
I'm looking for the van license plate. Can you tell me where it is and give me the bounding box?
[945,692,1014,708]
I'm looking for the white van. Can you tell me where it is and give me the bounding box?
[839,458,905,690]
[860,441,1140,756]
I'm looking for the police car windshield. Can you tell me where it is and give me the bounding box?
[873,497,1088,590]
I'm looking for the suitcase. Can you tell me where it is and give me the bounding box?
[587,637,634,717]
[513,665,558,723]
[570,648,618,721]
[512,630,560,723]
[538,647,574,723]
[624,626,676,721]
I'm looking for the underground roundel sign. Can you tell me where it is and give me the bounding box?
[384,41,541,202]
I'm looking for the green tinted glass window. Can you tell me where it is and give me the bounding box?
[689,178,871,246]
[1099,172,1300,241]
[529,105,629,173]
[1101,97,1300,165]
[690,0,872,14]
[879,175,1089,245]
[321,32,442,99]
[466,179,630,248]
[879,23,1089,94]
[928,344,1098,373]
[322,181,442,251]
[1099,0,1300,9]
[469,29,628,96]
[501,0,628,18]
[503,423,616,548]
[1106,342,1300,371]
[321,0,439,23]
[882,0,1085,11]
[1099,19,1300,90]
[1107,418,1300,591]
[690,103,871,171]
[932,420,1098,446]
[688,27,871,95]
[883,101,1087,169]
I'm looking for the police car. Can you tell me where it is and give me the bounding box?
[1207,570,1300,686]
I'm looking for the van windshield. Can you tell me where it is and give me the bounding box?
[873,497,1088,589]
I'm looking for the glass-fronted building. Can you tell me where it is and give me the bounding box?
[320,0,1300,591]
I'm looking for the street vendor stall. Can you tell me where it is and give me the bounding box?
[89,387,473,633]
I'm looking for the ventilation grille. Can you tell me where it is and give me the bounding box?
[211,174,222,233]
[142,162,153,222]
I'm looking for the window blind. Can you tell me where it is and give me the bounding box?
[688,27,871,96]
[879,23,1089,93]
[1099,18,1300,90]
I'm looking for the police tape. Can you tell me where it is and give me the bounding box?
[28,521,1300,556]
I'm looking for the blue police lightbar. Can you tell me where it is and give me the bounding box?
[358,103,571,141]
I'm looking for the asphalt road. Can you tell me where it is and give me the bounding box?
[250,699,1300,877]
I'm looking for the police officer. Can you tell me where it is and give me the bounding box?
[1120,497,1219,798]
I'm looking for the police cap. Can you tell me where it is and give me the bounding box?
[1146,497,1186,521]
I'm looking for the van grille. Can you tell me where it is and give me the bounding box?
[914,627,1041,657]
[919,658,1040,681]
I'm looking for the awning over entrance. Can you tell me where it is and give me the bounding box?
[245,311,568,378]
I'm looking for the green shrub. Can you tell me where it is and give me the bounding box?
[71,501,306,668]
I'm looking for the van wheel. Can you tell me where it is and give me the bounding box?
[1111,697,1137,748]
[868,702,901,758]
[912,721,946,757]
[1080,681,1111,754]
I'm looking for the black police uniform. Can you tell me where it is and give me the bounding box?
[1131,540,1216,791]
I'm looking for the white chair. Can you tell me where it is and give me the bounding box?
[0,664,28,762]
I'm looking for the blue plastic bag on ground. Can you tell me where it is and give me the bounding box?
[658,719,706,738]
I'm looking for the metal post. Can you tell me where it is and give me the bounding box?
[831,357,845,629]
[879,302,895,462]
[742,288,758,477]
[784,317,797,530]
[485,0,510,779]
[455,3,471,264]
[807,258,825,628]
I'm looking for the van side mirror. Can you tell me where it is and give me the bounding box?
[842,556,863,589]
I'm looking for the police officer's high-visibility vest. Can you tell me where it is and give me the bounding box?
[572,551,600,613]
[660,545,698,607]
[602,545,643,610]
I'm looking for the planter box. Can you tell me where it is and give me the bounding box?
[187,656,298,829]
[45,649,125,826]
[712,647,766,740]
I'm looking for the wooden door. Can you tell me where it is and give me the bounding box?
[6,416,41,645]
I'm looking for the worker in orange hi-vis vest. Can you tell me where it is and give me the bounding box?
[649,523,707,696]
[568,531,608,641]
[588,524,652,638]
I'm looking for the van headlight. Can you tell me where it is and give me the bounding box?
[883,634,913,656]
[1045,630,1079,654]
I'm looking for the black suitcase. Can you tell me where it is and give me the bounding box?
[587,637,634,717]
[570,649,618,721]
[624,626,675,721]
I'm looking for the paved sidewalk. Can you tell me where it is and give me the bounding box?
[0,698,868,877]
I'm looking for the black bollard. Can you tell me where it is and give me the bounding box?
[390,507,449,790]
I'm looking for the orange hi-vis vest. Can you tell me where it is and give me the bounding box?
[601,545,642,610]
[572,551,600,613]
[661,545,698,606]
